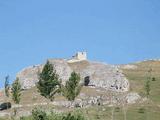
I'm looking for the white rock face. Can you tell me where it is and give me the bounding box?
[17,59,72,89]
[17,59,129,92]
[17,65,43,89]
[126,92,141,104]
[49,59,72,85]
[80,62,129,92]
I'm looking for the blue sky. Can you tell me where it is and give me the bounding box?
[0,0,160,87]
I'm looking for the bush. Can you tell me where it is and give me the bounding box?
[20,116,32,120]
[152,77,156,81]
[138,108,145,113]
[48,111,63,120]
[32,107,47,120]
[49,111,86,120]
[115,107,120,112]
[21,108,86,120]
[62,112,85,120]
[20,117,25,120]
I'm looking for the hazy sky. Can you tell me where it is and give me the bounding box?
[0,0,160,87]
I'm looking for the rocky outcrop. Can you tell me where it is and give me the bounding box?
[17,59,72,89]
[17,59,129,92]
[79,62,129,92]
[52,92,141,108]
[17,65,43,89]
[125,92,141,104]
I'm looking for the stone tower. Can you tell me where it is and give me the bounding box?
[75,52,87,60]
[67,52,87,63]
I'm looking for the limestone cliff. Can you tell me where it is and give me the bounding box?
[17,59,129,92]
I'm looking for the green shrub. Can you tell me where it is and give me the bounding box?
[62,112,85,120]
[20,116,32,120]
[138,108,145,113]
[95,114,100,119]
[32,107,48,120]
[152,77,156,81]
[49,110,86,120]
[48,111,63,120]
[22,108,86,120]
[20,117,25,120]
[115,107,120,112]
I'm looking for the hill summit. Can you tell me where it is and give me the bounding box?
[17,52,129,92]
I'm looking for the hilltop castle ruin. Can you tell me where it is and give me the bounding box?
[67,52,87,63]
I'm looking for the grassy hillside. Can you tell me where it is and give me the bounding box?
[1,60,160,120]
[121,60,160,104]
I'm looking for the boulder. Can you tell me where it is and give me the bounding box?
[125,92,141,104]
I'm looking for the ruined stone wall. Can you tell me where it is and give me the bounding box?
[76,52,87,60]
[67,52,87,63]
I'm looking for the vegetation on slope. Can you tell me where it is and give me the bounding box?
[122,60,160,104]
[1,60,160,120]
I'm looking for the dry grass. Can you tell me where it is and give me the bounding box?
[122,60,160,104]
[1,60,160,120]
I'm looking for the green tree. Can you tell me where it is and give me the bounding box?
[11,77,22,104]
[145,69,152,98]
[4,75,10,98]
[4,75,10,110]
[11,77,22,116]
[37,60,61,101]
[145,80,150,98]
[64,71,82,101]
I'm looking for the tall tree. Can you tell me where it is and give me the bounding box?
[64,71,82,101]
[37,60,61,101]
[11,77,22,116]
[4,75,10,110]
[4,75,10,98]
[11,77,22,104]
[145,69,152,98]
[145,80,150,98]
